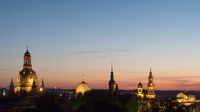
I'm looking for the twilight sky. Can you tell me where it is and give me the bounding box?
[1,0,200,90]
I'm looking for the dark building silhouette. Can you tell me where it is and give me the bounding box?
[108,64,118,94]
[9,78,15,94]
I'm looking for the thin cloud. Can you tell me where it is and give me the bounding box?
[155,76,200,90]
[74,49,131,55]
[72,49,131,59]
[157,75,200,80]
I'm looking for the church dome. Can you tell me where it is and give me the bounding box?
[24,49,31,56]
[16,49,38,93]
[75,81,91,95]
[138,82,143,87]
[177,92,187,99]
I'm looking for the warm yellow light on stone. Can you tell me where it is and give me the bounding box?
[176,92,200,106]
[75,81,91,95]
[39,88,43,92]
[16,49,39,93]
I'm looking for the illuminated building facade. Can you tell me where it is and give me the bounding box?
[176,92,200,106]
[75,80,91,96]
[108,65,118,94]
[137,82,144,99]
[146,68,156,99]
[16,48,38,93]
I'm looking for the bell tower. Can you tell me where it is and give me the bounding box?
[146,68,156,99]
[108,63,118,94]
[137,82,144,99]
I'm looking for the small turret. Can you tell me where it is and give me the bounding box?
[137,82,144,99]
[31,79,37,94]
[10,78,15,94]
[39,78,45,92]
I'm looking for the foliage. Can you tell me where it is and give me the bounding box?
[69,91,138,112]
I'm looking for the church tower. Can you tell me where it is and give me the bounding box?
[146,68,156,99]
[10,78,15,94]
[108,64,118,94]
[137,82,144,99]
[16,48,38,93]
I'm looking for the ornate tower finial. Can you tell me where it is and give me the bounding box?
[10,77,15,94]
[149,67,152,75]
[10,78,14,86]
[110,62,114,80]
[27,45,28,51]
[41,78,44,86]
[82,74,85,82]
[111,62,113,73]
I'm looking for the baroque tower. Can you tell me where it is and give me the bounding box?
[108,64,118,94]
[137,82,144,99]
[16,48,38,93]
[146,68,156,99]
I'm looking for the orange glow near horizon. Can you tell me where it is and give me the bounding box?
[2,68,200,91]
[1,49,200,91]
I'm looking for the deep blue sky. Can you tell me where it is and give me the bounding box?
[1,0,200,90]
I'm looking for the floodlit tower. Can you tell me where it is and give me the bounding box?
[137,82,144,99]
[146,68,156,99]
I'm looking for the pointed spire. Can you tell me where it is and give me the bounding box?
[11,78,13,83]
[110,62,114,80]
[10,78,14,86]
[10,78,15,93]
[26,45,28,51]
[40,78,45,91]
[31,79,37,93]
[111,62,113,73]
[82,74,85,82]
[149,67,152,75]
[24,45,30,56]
[41,78,44,87]
[42,78,44,84]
